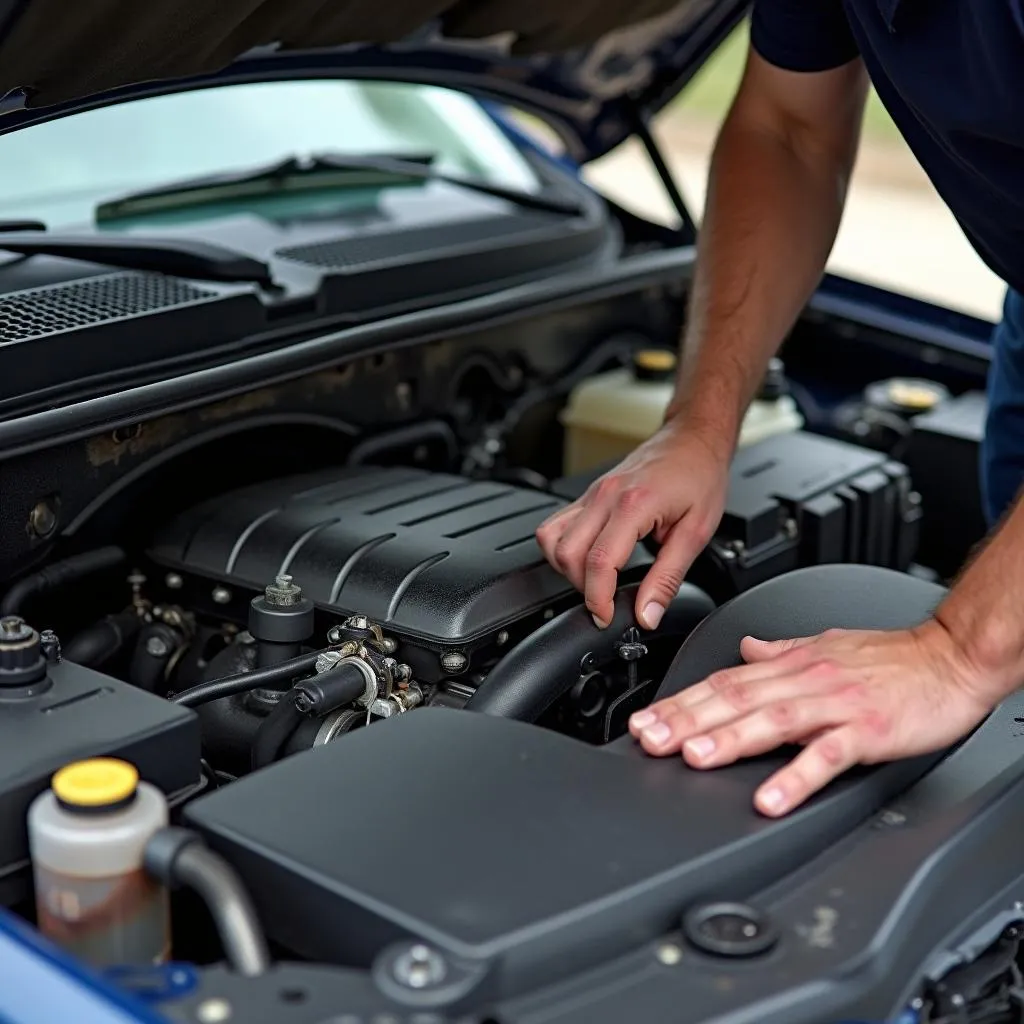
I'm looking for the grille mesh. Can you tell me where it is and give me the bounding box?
[0,272,218,343]
[275,213,556,270]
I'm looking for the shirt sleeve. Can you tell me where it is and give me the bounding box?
[750,0,860,72]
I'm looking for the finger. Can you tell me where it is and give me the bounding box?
[635,517,707,630]
[627,647,820,737]
[536,504,581,569]
[552,503,613,595]
[637,679,845,760]
[677,693,853,768]
[740,634,819,663]
[583,489,659,626]
[754,725,861,816]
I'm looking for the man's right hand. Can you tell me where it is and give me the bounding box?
[536,423,730,631]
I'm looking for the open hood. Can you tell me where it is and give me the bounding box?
[0,0,747,162]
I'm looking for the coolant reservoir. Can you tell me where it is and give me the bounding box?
[28,757,170,967]
[560,351,803,476]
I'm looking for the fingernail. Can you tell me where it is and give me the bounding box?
[758,786,786,814]
[592,614,608,629]
[642,723,671,746]
[684,735,716,761]
[630,710,656,729]
[641,602,665,629]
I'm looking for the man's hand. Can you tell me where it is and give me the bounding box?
[536,424,730,630]
[628,620,996,816]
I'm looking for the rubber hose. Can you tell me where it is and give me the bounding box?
[144,828,269,976]
[0,546,125,616]
[171,650,322,708]
[251,692,306,770]
[347,419,458,468]
[62,610,141,668]
[464,582,715,721]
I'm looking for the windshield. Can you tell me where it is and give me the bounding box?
[0,80,540,228]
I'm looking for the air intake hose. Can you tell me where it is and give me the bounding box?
[464,582,714,721]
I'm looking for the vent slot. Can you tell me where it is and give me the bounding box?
[275,213,557,271]
[0,272,218,343]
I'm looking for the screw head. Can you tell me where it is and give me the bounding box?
[165,573,184,590]
[28,500,57,539]
[212,586,232,605]
[393,943,447,989]
[145,635,171,658]
[496,630,509,646]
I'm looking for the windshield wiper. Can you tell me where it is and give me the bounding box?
[95,152,584,221]
[0,232,273,285]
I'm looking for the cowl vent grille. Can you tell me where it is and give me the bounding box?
[275,213,557,271]
[0,272,218,343]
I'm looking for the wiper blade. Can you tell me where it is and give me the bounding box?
[0,232,273,285]
[96,152,584,220]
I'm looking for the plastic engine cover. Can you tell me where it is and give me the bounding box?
[148,465,652,649]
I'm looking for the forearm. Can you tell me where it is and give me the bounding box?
[666,64,865,454]
[934,495,1024,700]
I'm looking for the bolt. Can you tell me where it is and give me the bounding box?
[393,944,447,989]
[28,500,57,539]
[783,517,799,540]
[146,635,171,659]
[212,586,232,605]
[496,630,509,646]
[347,615,369,631]
[165,573,184,590]
[381,636,398,654]
[543,608,554,620]
[395,381,413,410]
[0,616,30,641]
[196,998,233,1023]
[441,651,467,675]
[655,942,682,966]
[264,574,301,607]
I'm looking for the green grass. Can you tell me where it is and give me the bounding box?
[672,21,902,144]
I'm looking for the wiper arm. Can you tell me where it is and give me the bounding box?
[0,232,273,285]
[96,152,584,221]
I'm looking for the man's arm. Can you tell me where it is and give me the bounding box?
[537,48,869,629]
[665,49,869,446]
[934,496,1024,701]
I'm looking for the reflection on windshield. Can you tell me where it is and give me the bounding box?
[0,80,538,228]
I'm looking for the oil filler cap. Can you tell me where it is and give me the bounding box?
[683,902,778,958]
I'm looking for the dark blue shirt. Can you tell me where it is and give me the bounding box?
[751,0,1024,296]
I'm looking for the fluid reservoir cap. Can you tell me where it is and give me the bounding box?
[632,348,677,382]
[53,758,139,813]
[864,377,950,417]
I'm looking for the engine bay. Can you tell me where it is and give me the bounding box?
[0,271,1014,1024]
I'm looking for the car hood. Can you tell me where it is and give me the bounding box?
[0,0,747,162]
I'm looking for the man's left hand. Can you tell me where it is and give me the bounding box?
[628,620,996,816]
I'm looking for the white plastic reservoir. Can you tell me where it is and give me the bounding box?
[561,351,803,476]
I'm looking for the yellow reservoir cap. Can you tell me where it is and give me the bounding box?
[886,380,942,410]
[633,349,676,372]
[52,758,139,810]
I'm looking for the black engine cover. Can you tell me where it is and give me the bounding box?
[148,465,651,657]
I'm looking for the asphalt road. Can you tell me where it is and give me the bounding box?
[584,122,1006,325]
